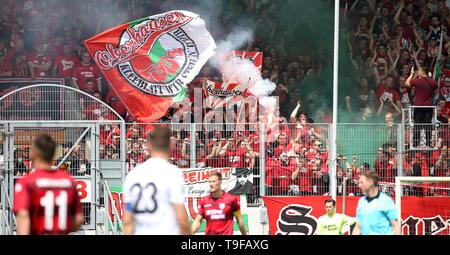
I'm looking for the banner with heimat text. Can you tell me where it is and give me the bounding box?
[108,187,249,234]
[182,167,254,197]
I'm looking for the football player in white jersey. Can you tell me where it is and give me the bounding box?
[123,126,190,235]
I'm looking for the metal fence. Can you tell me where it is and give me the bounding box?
[123,123,332,203]
[395,177,450,235]
[119,122,450,201]
[336,123,399,196]
[0,176,16,235]
[0,84,126,234]
[338,123,450,197]
[1,121,449,234]
[1,84,450,235]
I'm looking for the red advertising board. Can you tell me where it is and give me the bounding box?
[262,196,450,235]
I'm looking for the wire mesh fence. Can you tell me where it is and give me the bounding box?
[263,123,330,197]
[337,123,400,196]
[395,177,450,235]
[122,123,332,203]
[118,123,450,199]
[337,123,450,198]
[0,120,449,235]
[7,125,95,226]
[0,84,123,122]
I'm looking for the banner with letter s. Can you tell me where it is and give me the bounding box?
[262,196,450,235]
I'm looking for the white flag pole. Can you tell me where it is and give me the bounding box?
[236,77,251,125]
[330,0,340,200]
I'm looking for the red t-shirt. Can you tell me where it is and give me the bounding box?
[298,164,312,192]
[276,159,298,188]
[0,59,14,75]
[248,134,260,154]
[420,19,430,30]
[169,151,182,166]
[13,169,82,235]
[84,102,102,120]
[376,84,401,103]
[438,104,450,119]
[440,86,450,108]
[305,149,318,161]
[71,62,101,92]
[54,55,79,77]
[265,158,278,186]
[105,90,128,116]
[225,148,247,168]
[197,191,240,235]
[410,77,438,106]
[127,152,146,171]
[273,143,292,158]
[27,54,52,77]
[24,160,32,170]
[401,24,415,41]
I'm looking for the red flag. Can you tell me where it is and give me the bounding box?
[231,51,263,72]
[84,10,215,122]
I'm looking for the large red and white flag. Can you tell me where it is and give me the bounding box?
[84,10,216,122]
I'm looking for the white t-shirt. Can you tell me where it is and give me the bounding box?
[123,157,185,235]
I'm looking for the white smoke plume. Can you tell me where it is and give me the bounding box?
[250,80,277,98]
[160,1,278,101]
[258,95,278,109]
[211,27,277,108]
[160,0,226,38]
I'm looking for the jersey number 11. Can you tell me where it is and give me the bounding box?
[40,191,68,231]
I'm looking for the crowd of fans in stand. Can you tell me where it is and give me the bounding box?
[344,0,450,123]
[1,0,449,196]
[341,0,450,195]
[0,0,326,122]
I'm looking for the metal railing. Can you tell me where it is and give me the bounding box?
[119,122,450,199]
[1,121,449,235]
[99,178,123,235]
[0,176,16,235]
